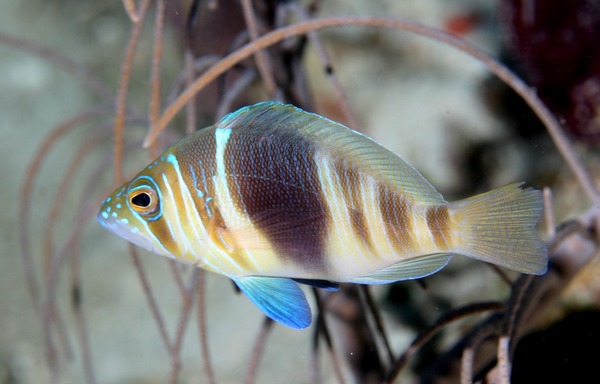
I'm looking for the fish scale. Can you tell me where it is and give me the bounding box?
[98,101,548,329]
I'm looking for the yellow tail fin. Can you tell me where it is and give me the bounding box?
[450,183,547,275]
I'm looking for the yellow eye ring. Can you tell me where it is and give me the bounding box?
[129,187,159,215]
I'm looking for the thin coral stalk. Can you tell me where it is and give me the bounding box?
[129,246,172,351]
[168,270,199,384]
[384,301,504,383]
[166,54,221,107]
[42,198,104,380]
[168,260,186,298]
[310,319,322,383]
[244,317,274,384]
[240,0,276,95]
[43,128,107,281]
[149,0,166,158]
[144,16,599,209]
[496,335,511,384]
[184,50,198,135]
[37,128,107,375]
[196,270,215,384]
[19,107,105,312]
[358,285,395,368]
[460,347,475,384]
[286,4,361,130]
[0,32,111,100]
[543,187,556,237]
[458,316,504,383]
[499,274,534,370]
[70,250,97,384]
[122,0,141,23]
[113,0,152,183]
[215,67,257,118]
[19,111,109,380]
[39,124,146,372]
[313,289,346,384]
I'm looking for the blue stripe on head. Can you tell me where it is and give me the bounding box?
[166,153,205,200]
[115,187,126,198]
[188,164,205,198]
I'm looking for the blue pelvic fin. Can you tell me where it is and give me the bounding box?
[292,278,340,291]
[233,276,312,329]
[350,253,453,284]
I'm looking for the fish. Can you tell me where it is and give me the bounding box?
[97,101,548,329]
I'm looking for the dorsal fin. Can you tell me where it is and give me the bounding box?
[217,102,444,204]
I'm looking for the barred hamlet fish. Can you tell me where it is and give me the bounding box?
[97,102,547,329]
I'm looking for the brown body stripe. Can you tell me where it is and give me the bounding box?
[146,167,182,256]
[378,184,412,251]
[426,205,450,249]
[222,113,329,272]
[147,211,178,254]
[334,160,373,250]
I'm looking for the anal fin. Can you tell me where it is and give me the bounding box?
[233,276,312,329]
[349,253,453,284]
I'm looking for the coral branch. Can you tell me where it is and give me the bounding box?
[113,0,151,183]
[143,16,598,211]
[240,0,276,95]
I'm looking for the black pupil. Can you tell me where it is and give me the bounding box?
[132,192,151,207]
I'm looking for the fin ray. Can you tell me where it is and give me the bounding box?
[451,182,547,274]
[349,253,453,284]
[217,102,444,204]
[234,276,312,329]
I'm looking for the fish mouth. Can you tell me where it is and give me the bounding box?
[97,211,158,254]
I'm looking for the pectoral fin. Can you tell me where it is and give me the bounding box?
[233,276,312,329]
[350,253,453,284]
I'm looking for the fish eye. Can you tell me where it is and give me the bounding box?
[128,187,159,215]
[132,192,151,207]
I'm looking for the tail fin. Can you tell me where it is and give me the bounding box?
[450,183,547,275]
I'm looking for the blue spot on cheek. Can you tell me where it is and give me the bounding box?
[101,212,109,219]
[111,212,118,218]
[106,206,111,213]
[105,197,112,203]
[116,203,122,209]
[120,218,129,224]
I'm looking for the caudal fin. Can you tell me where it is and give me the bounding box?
[450,183,547,275]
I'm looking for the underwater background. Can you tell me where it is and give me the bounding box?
[2,0,600,383]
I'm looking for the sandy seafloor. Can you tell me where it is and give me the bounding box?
[0,0,565,383]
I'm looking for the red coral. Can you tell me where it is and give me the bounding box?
[500,0,600,144]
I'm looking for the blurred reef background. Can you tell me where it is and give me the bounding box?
[2,0,600,383]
